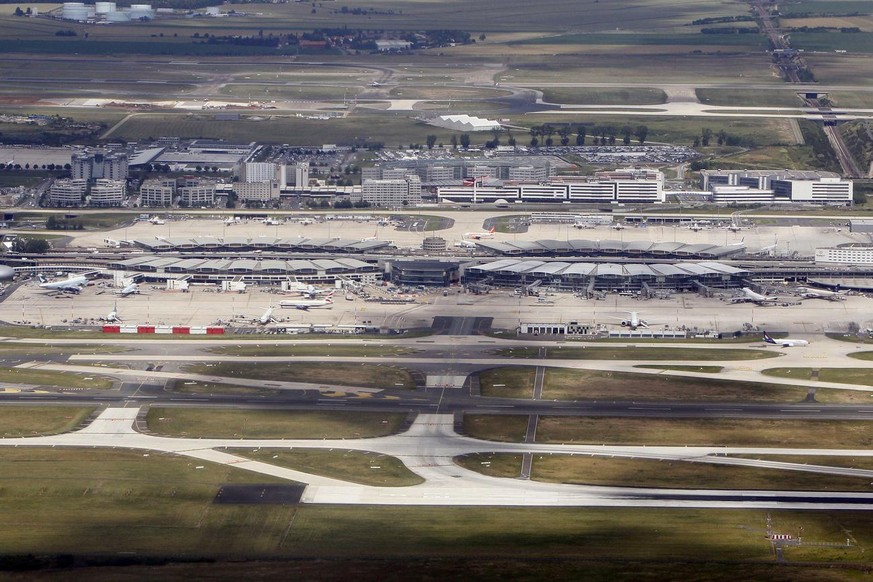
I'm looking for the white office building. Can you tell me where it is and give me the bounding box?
[292,162,310,188]
[178,181,216,207]
[89,179,126,206]
[72,150,129,181]
[710,186,775,204]
[139,179,176,207]
[815,246,873,265]
[436,170,665,204]
[47,179,87,207]
[234,181,281,203]
[772,177,852,205]
[241,162,285,187]
[359,176,422,207]
[702,170,852,205]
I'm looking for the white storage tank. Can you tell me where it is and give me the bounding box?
[127,3,154,19]
[95,1,116,14]
[62,2,89,21]
[105,10,129,21]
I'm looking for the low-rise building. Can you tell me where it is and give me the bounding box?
[47,178,87,207]
[358,176,421,207]
[88,179,126,206]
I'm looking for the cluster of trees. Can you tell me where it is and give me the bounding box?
[785,26,861,33]
[528,124,648,147]
[12,237,50,253]
[334,199,372,209]
[336,5,401,16]
[700,27,760,34]
[0,163,71,171]
[45,216,84,230]
[691,15,755,25]
[782,11,863,18]
[693,128,745,147]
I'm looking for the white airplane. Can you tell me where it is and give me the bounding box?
[454,240,477,249]
[116,283,141,297]
[258,306,276,324]
[279,293,334,310]
[103,303,122,323]
[370,81,382,87]
[463,226,496,240]
[611,223,625,230]
[290,282,333,298]
[730,287,798,305]
[362,230,379,242]
[149,217,165,225]
[38,274,87,294]
[763,331,809,347]
[689,222,703,232]
[796,286,846,301]
[609,311,648,329]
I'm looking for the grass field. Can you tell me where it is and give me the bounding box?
[533,417,873,447]
[695,88,805,107]
[462,414,529,442]
[457,453,873,491]
[762,367,873,386]
[847,350,873,360]
[0,0,749,38]
[478,366,535,399]
[463,414,873,447]
[510,32,767,49]
[0,449,873,582]
[105,111,466,147]
[167,379,281,396]
[709,144,834,171]
[0,406,94,436]
[497,346,779,361]
[0,367,115,390]
[538,87,668,105]
[477,366,841,403]
[0,343,128,356]
[803,53,873,85]
[790,31,873,53]
[501,54,779,85]
[204,344,416,357]
[731,454,873,470]
[182,361,416,390]
[146,407,407,438]
[229,448,424,486]
[3,447,873,577]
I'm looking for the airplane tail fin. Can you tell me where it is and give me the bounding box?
[37,273,46,284]
[489,227,495,234]
[762,331,776,344]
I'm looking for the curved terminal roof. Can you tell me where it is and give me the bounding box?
[132,236,392,254]
[473,239,745,259]
[109,256,379,277]
[468,259,748,281]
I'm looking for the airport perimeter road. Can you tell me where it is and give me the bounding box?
[3,406,873,510]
